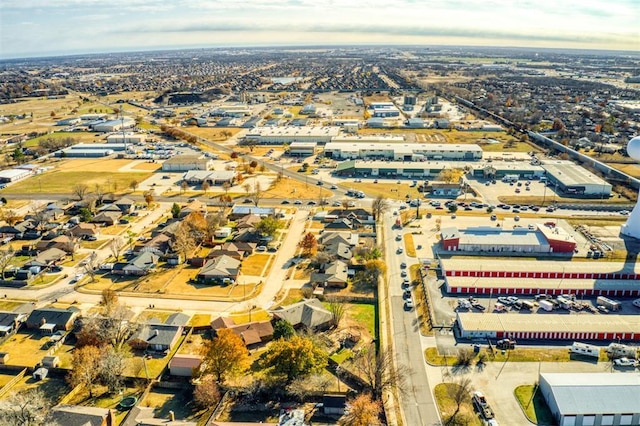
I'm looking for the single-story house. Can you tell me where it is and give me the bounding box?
[0,311,26,336]
[270,299,334,331]
[26,307,79,333]
[197,255,241,284]
[35,235,77,254]
[134,234,172,257]
[92,211,122,226]
[310,260,349,288]
[122,252,159,276]
[229,206,275,220]
[319,231,358,248]
[26,247,67,267]
[114,197,136,214]
[236,214,262,230]
[324,242,353,261]
[68,223,100,238]
[169,354,203,377]
[210,242,256,258]
[211,316,274,348]
[324,218,354,230]
[328,208,372,222]
[51,404,115,426]
[128,324,183,353]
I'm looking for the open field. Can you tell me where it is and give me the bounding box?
[184,127,243,142]
[262,176,333,199]
[2,170,151,195]
[240,254,271,276]
[346,303,376,337]
[22,131,101,148]
[345,181,422,200]
[53,158,144,172]
[424,346,585,366]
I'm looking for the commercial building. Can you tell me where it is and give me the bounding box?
[440,225,577,254]
[162,155,213,172]
[0,168,31,183]
[456,312,640,341]
[441,258,640,297]
[106,132,146,144]
[288,142,317,156]
[539,373,640,426]
[55,148,114,158]
[244,126,340,145]
[182,170,236,185]
[542,160,612,197]
[325,142,482,161]
[368,102,400,117]
[91,118,135,133]
[209,103,251,117]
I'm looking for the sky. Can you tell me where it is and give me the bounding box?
[1,0,638,59]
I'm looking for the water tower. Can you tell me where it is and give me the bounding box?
[621,136,640,239]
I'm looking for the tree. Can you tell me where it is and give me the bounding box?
[171,222,196,260]
[256,216,283,237]
[0,388,52,426]
[273,319,295,340]
[69,345,102,397]
[72,183,89,201]
[109,236,125,261]
[448,204,458,213]
[446,376,473,426]
[1,209,20,225]
[99,345,126,393]
[298,232,317,256]
[129,180,139,192]
[171,202,181,218]
[83,250,99,283]
[249,182,263,206]
[338,393,381,426]
[365,259,386,285]
[180,180,189,194]
[260,335,327,383]
[101,289,119,316]
[202,328,249,383]
[94,184,105,206]
[193,376,222,410]
[78,207,93,222]
[352,345,410,401]
[12,147,25,164]
[202,181,210,195]
[371,195,390,220]
[222,181,231,196]
[143,191,154,208]
[326,295,346,328]
[287,374,332,401]
[0,247,15,279]
[437,168,463,183]
[551,118,565,132]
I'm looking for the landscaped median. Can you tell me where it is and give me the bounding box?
[424,346,578,366]
[514,384,555,425]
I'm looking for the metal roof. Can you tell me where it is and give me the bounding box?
[440,258,640,275]
[541,372,640,416]
[458,226,547,246]
[457,312,640,334]
[447,276,640,291]
[542,160,612,187]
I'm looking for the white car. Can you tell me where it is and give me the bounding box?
[256,246,267,252]
[633,298,640,309]
[614,357,636,367]
[70,273,84,284]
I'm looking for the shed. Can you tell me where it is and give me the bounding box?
[33,367,48,380]
[42,355,60,368]
[169,354,203,377]
[322,394,347,416]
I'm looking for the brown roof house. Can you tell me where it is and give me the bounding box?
[35,235,77,254]
[169,354,203,377]
[92,211,122,226]
[69,223,100,238]
[210,241,256,259]
[270,299,333,331]
[211,316,273,348]
[236,214,262,230]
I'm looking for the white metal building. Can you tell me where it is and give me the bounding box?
[106,132,147,144]
[542,160,612,197]
[324,142,483,161]
[539,372,640,426]
[289,142,317,156]
[91,118,135,133]
[0,168,31,183]
[162,155,213,172]
[244,126,340,145]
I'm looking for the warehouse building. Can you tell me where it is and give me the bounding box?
[0,168,31,183]
[183,170,235,186]
[91,118,135,133]
[244,126,340,145]
[162,155,213,172]
[542,160,612,198]
[106,132,146,144]
[539,373,640,426]
[55,148,114,158]
[440,225,577,254]
[456,312,640,341]
[288,142,317,157]
[324,141,482,161]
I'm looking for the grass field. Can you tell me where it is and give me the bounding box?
[53,158,142,172]
[22,131,101,147]
[188,314,211,327]
[241,254,271,276]
[346,181,422,200]
[0,331,75,368]
[183,127,243,142]
[424,346,576,366]
[262,176,333,199]
[346,303,376,336]
[434,382,482,426]
[514,385,555,425]
[2,170,151,195]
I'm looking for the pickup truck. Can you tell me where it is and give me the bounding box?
[472,391,495,420]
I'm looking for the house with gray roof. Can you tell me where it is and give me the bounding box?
[270,299,333,331]
[197,255,240,284]
[0,311,27,336]
[122,252,159,276]
[26,307,79,333]
[51,404,115,426]
[128,324,182,352]
[310,260,349,288]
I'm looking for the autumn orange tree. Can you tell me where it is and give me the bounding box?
[68,345,102,397]
[202,328,249,383]
[298,232,318,256]
[338,393,381,426]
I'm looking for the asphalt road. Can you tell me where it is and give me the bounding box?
[383,212,442,426]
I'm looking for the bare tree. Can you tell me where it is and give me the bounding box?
[99,345,126,393]
[73,183,89,201]
[101,289,119,316]
[326,295,347,328]
[109,236,125,261]
[249,181,263,207]
[129,180,139,192]
[352,345,410,401]
[94,184,105,206]
[371,195,390,221]
[143,191,154,209]
[68,345,102,398]
[446,376,473,426]
[1,209,20,225]
[83,251,99,283]
[202,181,210,195]
[0,388,52,426]
[171,223,196,260]
[0,247,15,280]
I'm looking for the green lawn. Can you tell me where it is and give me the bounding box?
[2,171,151,195]
[514,385,555,425]
[23,131,98,147]
[434,383,482,426]
[347,303,376,337]
[425,347,574,365]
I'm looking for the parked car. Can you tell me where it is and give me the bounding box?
[400,262,407,269]
[404,299,414,310]
[256,246,267,252]
[614,357,636,367]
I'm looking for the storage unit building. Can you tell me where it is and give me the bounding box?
[0,168,31,183]
[542,161,612,198]
[539,372,640,426]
